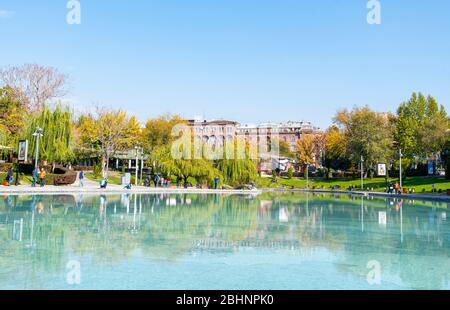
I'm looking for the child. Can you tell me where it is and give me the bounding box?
[39,168,46,187]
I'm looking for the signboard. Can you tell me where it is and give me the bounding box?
[18,140,28,162]
[377,164,387,177]
[378,211,387,226]
[13,219,23,241]
[428,161,434,176]
[122,173,131,186]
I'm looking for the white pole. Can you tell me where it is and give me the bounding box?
[306,163,309,190]
[399,149,403,190]
[361,155,364,191]
[135,148,139,186]
[140,157,144,185]
[34,134,40,169]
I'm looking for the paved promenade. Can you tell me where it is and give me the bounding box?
[0,179,261,195]
[1,180,449,202]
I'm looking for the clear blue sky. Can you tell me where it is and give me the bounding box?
[0,0,449,128]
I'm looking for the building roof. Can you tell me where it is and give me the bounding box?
[188,119,239,126]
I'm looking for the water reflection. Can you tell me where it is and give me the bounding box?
[0,193,449,289]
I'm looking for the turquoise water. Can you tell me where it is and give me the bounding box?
[0,192,449,290]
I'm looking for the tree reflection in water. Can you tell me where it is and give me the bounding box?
[0,192,449,289]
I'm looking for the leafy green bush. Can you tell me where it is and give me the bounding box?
[287,168,294,179]
[93,163,102,178]
[446,160,450,180]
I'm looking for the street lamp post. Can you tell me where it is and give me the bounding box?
[140,149,144,185]
[306,162,309,190]
[135,143,140,186]
[399,149,403,190]
[360,155,364,191]
[32,128,43,170]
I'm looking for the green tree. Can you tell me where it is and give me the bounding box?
[77,108,141,177]
[142,115,186,154]
[272,138,295,159]
[0,86,28,146]
[296,134,315,169]
[287,167,294,179]
[25,104,74,168]
[442,133,450,180]
[152,144,220,186]
[324,125,350,171]
[394,92,448,160]
[216,139,258,185]
[334,106,394,174]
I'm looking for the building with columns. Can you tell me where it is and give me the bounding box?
[188,119,240,148]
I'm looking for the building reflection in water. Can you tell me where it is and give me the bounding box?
[0,192,449,289]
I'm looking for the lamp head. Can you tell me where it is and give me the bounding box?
[33,128,43,136]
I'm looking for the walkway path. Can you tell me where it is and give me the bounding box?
[0,180,261,195]
[1,181,450,202]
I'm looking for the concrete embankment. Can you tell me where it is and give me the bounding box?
[263,187,450,202]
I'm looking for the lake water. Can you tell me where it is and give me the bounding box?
[0,192,449,290]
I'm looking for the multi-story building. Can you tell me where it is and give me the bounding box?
[187,118,323,172]
[236,121,321,152]
[187,119,239,147]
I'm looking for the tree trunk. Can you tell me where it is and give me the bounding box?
[105,156,110,178]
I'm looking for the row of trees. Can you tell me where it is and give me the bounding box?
[293,93,449,178]
[1,64,449,183]
[0,65,257,185]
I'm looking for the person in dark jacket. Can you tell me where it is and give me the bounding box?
[7,168,14,186]
[79,170,85,187]
[32,168,38,187]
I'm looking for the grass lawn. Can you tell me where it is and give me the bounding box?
[2,170,449,195]
[256,176,450,194]
[85,171,124,185]
[0,172,61,186]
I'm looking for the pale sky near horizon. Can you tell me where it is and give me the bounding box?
[0,0,449,129]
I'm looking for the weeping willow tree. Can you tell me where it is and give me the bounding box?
[216,138,258,185]
[152,144,222,186]
[25,104,75,168]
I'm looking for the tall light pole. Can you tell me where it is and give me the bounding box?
[135,143,140,186]
[399,149,403,190]
[32,128,43,170]
[360,155,364,191]
[140,149,144,185]
[306,162,309,190]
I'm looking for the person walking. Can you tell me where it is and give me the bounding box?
[32,168,38,187]
[79,170,85,188]
[39,168,46,187]
[395,182,400,194]
[214,176,219,190]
